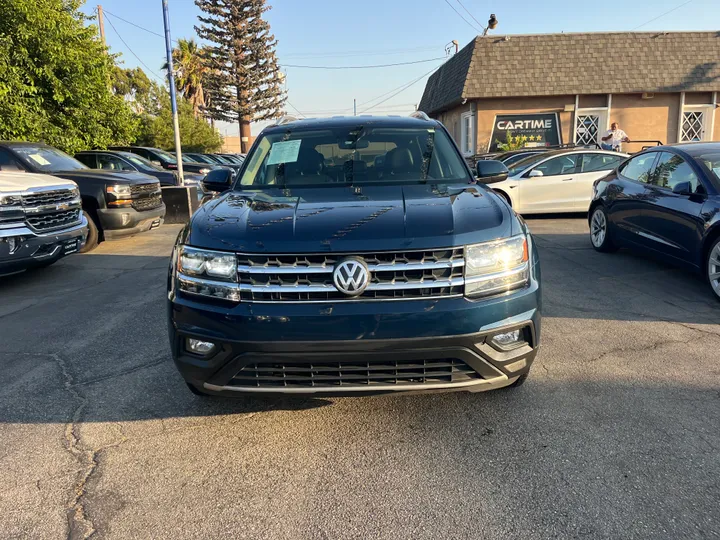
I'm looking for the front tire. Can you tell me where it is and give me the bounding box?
[80,214,100,253]
[705,237,720,301]
[589,206,618,253]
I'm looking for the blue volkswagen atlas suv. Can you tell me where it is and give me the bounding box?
[167,114,542,396]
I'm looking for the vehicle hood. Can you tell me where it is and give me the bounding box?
[0,171,77,193]
[50,169,160,185]
[184,183,517,253]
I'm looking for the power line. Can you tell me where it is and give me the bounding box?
[281,57,446,70]
[285,101,306,118]
[453,0,486,31]
[442,0,482,33]
[631,0,693,30]
[282,45,445,59]
[359,62,446,114]
[104,15,166,81]
[103,9,174,42]
[354,61,446,110]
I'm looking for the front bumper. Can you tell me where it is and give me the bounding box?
[168,272,542,396]
[0,216,88,275]
[98,204,166,239]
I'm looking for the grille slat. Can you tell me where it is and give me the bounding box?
[231,358,481,388]
[26,209,81,232]
[237,247,464,302]
[22,190,76,207]
[132,193,163,211]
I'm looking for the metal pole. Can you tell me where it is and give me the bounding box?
[97,5,106,46]
[353,99,356,116]
[161,0,184,185]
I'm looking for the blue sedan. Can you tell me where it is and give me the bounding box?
[589,142,720,299]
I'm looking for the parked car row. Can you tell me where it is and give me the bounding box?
[0,136,244,275]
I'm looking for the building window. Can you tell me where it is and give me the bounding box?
[680,107,711,142]
[460,112,474,156]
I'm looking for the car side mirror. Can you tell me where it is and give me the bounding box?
[475,160,509,184]
[151,160,162,166]
[528,169,544,178]
[201,168,234,193]
[671,181,692,196]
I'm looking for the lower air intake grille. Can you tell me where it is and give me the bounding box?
[230,358,481,388]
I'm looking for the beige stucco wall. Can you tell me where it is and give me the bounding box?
[437,106,471,144]
[609,93,680,151]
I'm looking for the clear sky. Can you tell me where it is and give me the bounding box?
[84,0,720,137]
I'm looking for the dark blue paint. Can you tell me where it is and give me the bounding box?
[591,143,720,270]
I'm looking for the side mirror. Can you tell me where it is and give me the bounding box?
[671,181,692,196]
[475,160,509,184]
[151,160,162,166]
[201,168,234,193]
[528,169,544,178]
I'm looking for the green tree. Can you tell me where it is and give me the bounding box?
[195,0,286,152]
[496,131,529,151]
[136,90,223,153]
[0,0,138,153]
[163,39,208,119]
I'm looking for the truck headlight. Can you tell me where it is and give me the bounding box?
[0,194,24,224]
[176,246,239,301]
[465,235,529,298]
[106,184,133,207]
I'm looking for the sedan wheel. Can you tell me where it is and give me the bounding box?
[706,239,720,300]
[589,206,618,253]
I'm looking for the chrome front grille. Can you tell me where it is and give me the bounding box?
[231,358,481,388]
[21,189,76,207]
[26,209,82,232]
[130,183,160,196]
[236,248,465,302]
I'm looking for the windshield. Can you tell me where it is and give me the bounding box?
[153,148,177,164]
[222,155,243,164]
[125,154,164,171]
[13,145,87,172]
[507,153,549,175]
[239,126,471,188]
[695,152,720,185]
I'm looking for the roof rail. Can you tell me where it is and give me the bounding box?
[273,115,299,126]
[409,111,432,121]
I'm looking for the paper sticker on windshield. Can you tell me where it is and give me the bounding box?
[267,140,301,165]
[27,154,51,166]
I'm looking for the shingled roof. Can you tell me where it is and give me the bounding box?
[419,31,720,114]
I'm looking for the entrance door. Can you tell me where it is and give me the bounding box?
[575,109,608,147]
[680,106,712,142]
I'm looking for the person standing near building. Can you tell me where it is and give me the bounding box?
[601,122,630,151]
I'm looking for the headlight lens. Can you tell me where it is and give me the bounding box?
[106,184,132,198]
[176,246,239,301]
[465,235,530,298]
[199,168,211,175]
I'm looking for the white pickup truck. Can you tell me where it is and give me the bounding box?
[0,171,88,276]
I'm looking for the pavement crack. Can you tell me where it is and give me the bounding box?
[587,337,694,364]
[74,356,169,387]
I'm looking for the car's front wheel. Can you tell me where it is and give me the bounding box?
[705,237,720,301]
[589,206,618,253]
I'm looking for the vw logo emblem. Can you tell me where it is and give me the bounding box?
[333,258,370,296]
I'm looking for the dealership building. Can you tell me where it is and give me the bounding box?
[419,31,720,155]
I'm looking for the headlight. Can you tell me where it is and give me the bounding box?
[176,246,239,301]
[0,194,22,207]
[106,184,133,207]
[0,193,24,224]
[198,168,211,175]
[465,235,530,298]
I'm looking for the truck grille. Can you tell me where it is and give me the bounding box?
[22,189,77,207]
[132,193,163,211]
[236,248,465,302]
[230,358,480,388]
[130,183,160,196]
[26,209,82,232]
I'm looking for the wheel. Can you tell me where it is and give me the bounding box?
[186,382,211,397]
[705,237,720,301]
[589,206,618,253]
[79,214,100,253]
[494,190,512,207]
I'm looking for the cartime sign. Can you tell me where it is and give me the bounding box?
[490,113,561,151]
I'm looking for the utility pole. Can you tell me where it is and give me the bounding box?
[97,5,106,46]
[161,0,184,185]
[353,99,357,117]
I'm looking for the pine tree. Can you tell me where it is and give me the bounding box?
[195,0,286,152]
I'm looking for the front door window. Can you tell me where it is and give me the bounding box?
[681,110,707,142]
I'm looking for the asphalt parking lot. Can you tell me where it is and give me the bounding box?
[2,217,720,540]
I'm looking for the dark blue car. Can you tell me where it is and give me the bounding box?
[589,142,720,298]
[167,115,542,397]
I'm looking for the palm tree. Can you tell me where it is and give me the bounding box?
[164,39,208,119]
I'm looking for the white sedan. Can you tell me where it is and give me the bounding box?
[489,149,627,214]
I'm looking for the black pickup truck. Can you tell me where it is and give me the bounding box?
[0,142,166,252]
